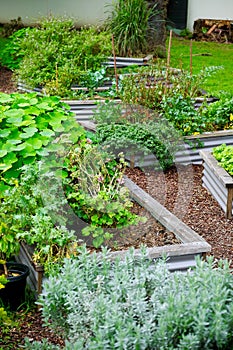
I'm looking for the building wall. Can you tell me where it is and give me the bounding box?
[187,0,233,31]
[0,0,114,26]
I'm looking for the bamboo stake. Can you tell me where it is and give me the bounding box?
[112,35,118,92]
[190,39,193,76]
[165,30,173,94]
[167,29,173,68]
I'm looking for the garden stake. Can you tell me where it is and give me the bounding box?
[190,39,193,76]
[112,34,118,92]
[165,29,173,94]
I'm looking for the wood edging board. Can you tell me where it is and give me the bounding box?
[17,175,211,296]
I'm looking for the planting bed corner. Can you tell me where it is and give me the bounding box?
[17,176,211,297]
[200,150,233,219]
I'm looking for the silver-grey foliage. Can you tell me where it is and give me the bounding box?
[31,247,233,350]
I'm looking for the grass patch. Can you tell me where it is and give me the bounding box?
[165,36,233,96]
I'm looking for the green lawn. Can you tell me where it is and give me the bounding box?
[165,36,233,96]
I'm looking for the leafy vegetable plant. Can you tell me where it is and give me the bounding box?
[93,101,182,170]
[212,144,233,176]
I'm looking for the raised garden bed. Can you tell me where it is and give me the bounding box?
[200,150,233,219]
[16,175,211,297]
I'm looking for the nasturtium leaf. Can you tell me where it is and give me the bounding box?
[29,98,38,105]
[26,137,43,149]
[40,136,51,146]
[36,102,52,110]
[22,156,36,164]
[20,127,38,138]
[5,109,24,118]
[18,102,30,107]
[46,143,64,152]
[24,106,41,116]
[35,117,49,129]
[0,163,12,172]
[0,93,13,103]
[7,139,22,145]
[14,143,26,151]
[40,129,55,137]
[2,142,17,152]
[0,150,7,158]
[50,123,65,132]
[6,116,24,126]
[36,148,50,157]
[0,129,11,138]
[3,168,21,179]
[19,143,36,157]
[2,152,18,165]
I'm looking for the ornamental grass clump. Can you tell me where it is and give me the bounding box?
[35,247,233,349]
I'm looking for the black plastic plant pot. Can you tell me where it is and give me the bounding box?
[0,262,30,311]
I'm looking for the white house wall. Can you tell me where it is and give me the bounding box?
[187,0,233,31]
[0,0,115,26]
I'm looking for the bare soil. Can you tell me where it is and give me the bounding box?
[0,66,232,349]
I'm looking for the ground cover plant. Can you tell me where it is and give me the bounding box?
[27,247,233,350]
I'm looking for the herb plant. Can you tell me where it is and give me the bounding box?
[212,144,233,176]
[93,101,182,170]
[13,16,112,97]
[36,247,233,349]
[1,163,79,276]
[64,143,145,248]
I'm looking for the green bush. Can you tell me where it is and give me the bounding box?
[93,101,182,170]
[13,16,112,97]
[35,247,233,349]
[212,144,233,176]
[64,145,145,248]
[0,27,29,70]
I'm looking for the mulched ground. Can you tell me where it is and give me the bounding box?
[0,66,232,348]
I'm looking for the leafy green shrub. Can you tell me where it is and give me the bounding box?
[64,144,145,248]
[212,144,233,176]
[1,162,80,276]
[0,91,84,191]
[13,16,112,96]
[93,101,182,170]
[36,247,233,349]
[0,27,29,70]
[201,93,233,131]
[105,0,156,56]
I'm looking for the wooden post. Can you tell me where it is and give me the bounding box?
[190,39,193,76]
[165,29,173,94]
[112,35,118,92]
[226,187,233,219]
